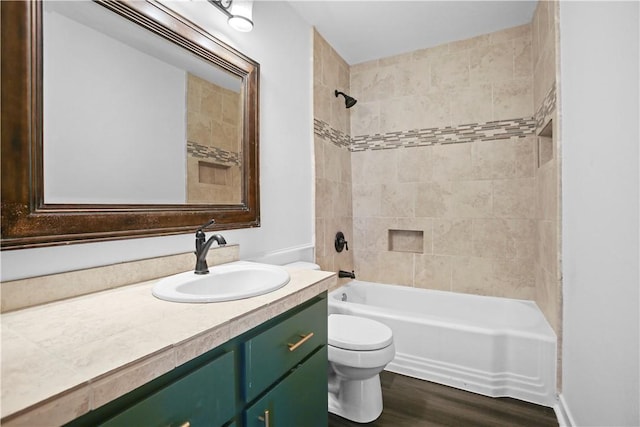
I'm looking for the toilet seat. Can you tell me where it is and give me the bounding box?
[328,314,393,351]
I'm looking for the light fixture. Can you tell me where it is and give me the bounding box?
[335,90,357,109]
[207,0,254,32]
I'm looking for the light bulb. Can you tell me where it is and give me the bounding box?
[228,0,253,32]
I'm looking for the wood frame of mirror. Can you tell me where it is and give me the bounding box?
[1,0,260,250]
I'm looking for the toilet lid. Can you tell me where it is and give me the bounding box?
[328,314,393,351]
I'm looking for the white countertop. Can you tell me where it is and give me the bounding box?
[1,265,335,425]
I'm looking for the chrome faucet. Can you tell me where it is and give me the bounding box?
[194,219,227,275]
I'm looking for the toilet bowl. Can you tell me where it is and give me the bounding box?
[283,262,395,423]
[327,314,395,423]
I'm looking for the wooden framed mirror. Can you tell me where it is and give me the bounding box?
[1,0,260,249]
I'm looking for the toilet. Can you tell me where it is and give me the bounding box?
[327,314,395,423]
[284,262,396,423]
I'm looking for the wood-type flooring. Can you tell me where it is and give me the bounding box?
[328,371,559,427]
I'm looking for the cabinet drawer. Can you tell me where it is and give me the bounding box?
[243,298,327,401]
[244,347,328,427]
[100,350,236,427]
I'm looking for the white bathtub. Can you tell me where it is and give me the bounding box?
[328,281,557,407]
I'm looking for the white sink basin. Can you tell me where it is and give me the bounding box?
[152,262,291,303]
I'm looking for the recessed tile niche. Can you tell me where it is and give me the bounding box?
[199,161,230,185]
[538,119,553,167]
[388,229,424,253]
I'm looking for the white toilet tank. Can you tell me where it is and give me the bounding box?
[283,261,321,270]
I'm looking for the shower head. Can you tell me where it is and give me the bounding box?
[335,90,357,108]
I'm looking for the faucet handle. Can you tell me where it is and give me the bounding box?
[195,219,216,253]
[335,231,349,253]
[196,219,216,240]
[197,219,216,232]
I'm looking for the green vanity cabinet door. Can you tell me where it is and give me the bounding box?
[244,347,328,427]
[243,297,328,402]
[100,350,236,427]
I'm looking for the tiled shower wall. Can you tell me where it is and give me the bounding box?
[313,31,354,279]
[349,24,538,300]
[533,0,561,334]
[532,0,562,388]
[313,11,561,330]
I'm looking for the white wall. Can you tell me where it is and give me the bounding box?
[559,2,639,426]
[44,8,187,204]
[1,1,314,281]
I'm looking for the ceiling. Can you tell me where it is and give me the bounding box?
[287,1,537,64]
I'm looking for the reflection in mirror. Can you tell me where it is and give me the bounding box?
[0,0,260,249]
[186,74,243,204]
[43,1,243,205]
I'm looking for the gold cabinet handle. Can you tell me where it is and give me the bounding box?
[287,332,314,352]
[258,409,271,426]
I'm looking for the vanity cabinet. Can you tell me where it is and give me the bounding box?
[101,351,236,427]
[243,295,328,427]
[244,348,327,427]
[243,295,327,402]
[65,294,327,427]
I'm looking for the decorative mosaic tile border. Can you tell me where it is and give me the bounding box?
[314,117,536,152]
[313,119,351,149]
[535,83,556,131]
[187,141,240,166]
[350,118,536,151]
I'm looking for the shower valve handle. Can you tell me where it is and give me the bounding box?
[335,231,348,252]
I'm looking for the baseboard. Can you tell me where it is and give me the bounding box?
[554,393,576,427]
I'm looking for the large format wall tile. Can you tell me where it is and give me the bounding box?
[431,51,470,90]
[314,11,561,389]
[315,21,560,310]
[313,30,354,280]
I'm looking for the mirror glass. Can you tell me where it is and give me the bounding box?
[0,0,260,249]
[43,1,243,205]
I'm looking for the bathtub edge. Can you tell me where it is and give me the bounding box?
[554,393,577,427]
